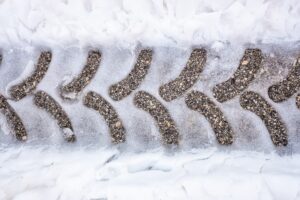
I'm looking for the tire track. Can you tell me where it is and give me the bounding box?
[240,91,288,146]
[109,49,153,101]
[213,49,262,102]
[9,51,52,101]
[60,50,101,100]
[83,91,126,144]
[133,91,179,145]
[159,49,207,102]
[34,91,76,142]
[0,94,27,141]
[268,56,300,103]
[296,93,300,109]
[185,90,234,145]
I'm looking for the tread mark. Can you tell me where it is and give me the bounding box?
[0,94,27,141]
[133,91,179,145]
[9,51,52,101]
[296,93,300,109]
[159,49,207,102]
[268,56,300,102]
[185,90,234,145]
[109,49,153,101]
[240,91,288,146]
[213,49,262,102]
[34,91,76,142]
[60,50,101,100]
[83,91,126,144]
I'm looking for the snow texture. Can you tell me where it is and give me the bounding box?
[0,0,300,199]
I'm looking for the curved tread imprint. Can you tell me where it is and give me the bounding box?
[34,91,76,142]
[159,48,207,102]
[185,90,234,145]
[133,91,179,145]
[268,56,300,102]
[0,94,27,141]
[296,93,300,109]
[213,49,262,102]
[240,91,288,146]
[61,50,101,100]
[109,49,153,101]
[83,91,126,144]
[9,51,52,101]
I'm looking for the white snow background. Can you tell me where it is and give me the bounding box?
[0,0,300,199]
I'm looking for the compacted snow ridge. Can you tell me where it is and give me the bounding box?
[0,0,300,200]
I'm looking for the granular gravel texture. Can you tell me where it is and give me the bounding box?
[185,90,234,145]
[134,91,179,145]
[10,51,52,101]
[296,93,300,109]
[240,91,288,146]
[213,49,262,102]
[268,56,300,103]
[0,94,27,141]
[83,91,126,144]
[109,49,153,101]
[34,91,76,142]
[61,50,101,99]
[159,48,207,102]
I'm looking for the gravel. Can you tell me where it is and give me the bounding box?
[240,91,288,146]
[185,90,234,145]
[109,49,153,101]
[0,94,27,141]
[134,91,179,145]
[268,56,300,102]
[34,90,76,142]
[61,50,101,100]
[159,48,207,102]
[9,51,52,101]
[83,91,126,144]
[213,49,262,102]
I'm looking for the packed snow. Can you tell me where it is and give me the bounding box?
[0,0,300,199]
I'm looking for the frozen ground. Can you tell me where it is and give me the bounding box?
[0,0,300,199]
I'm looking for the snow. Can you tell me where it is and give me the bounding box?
[0,147,300,200]
[0,0,300,199]
[0,0,299,48]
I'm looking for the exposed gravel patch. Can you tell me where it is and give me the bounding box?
[185,90,234,145]
[296,93,300,109]
[61,50,101,100]
[10,51,52,101]
[159,48,207,102]
[0,94,27,141]
[134,91,179,145]
[240,91,288,146]
[213,49,262,102]
[34,91,76,142]
[109,49,153,101]
[268,56,300,103]
[83,91,126,144]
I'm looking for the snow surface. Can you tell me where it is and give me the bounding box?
[0,0,299,48]
[0,0,300,199]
